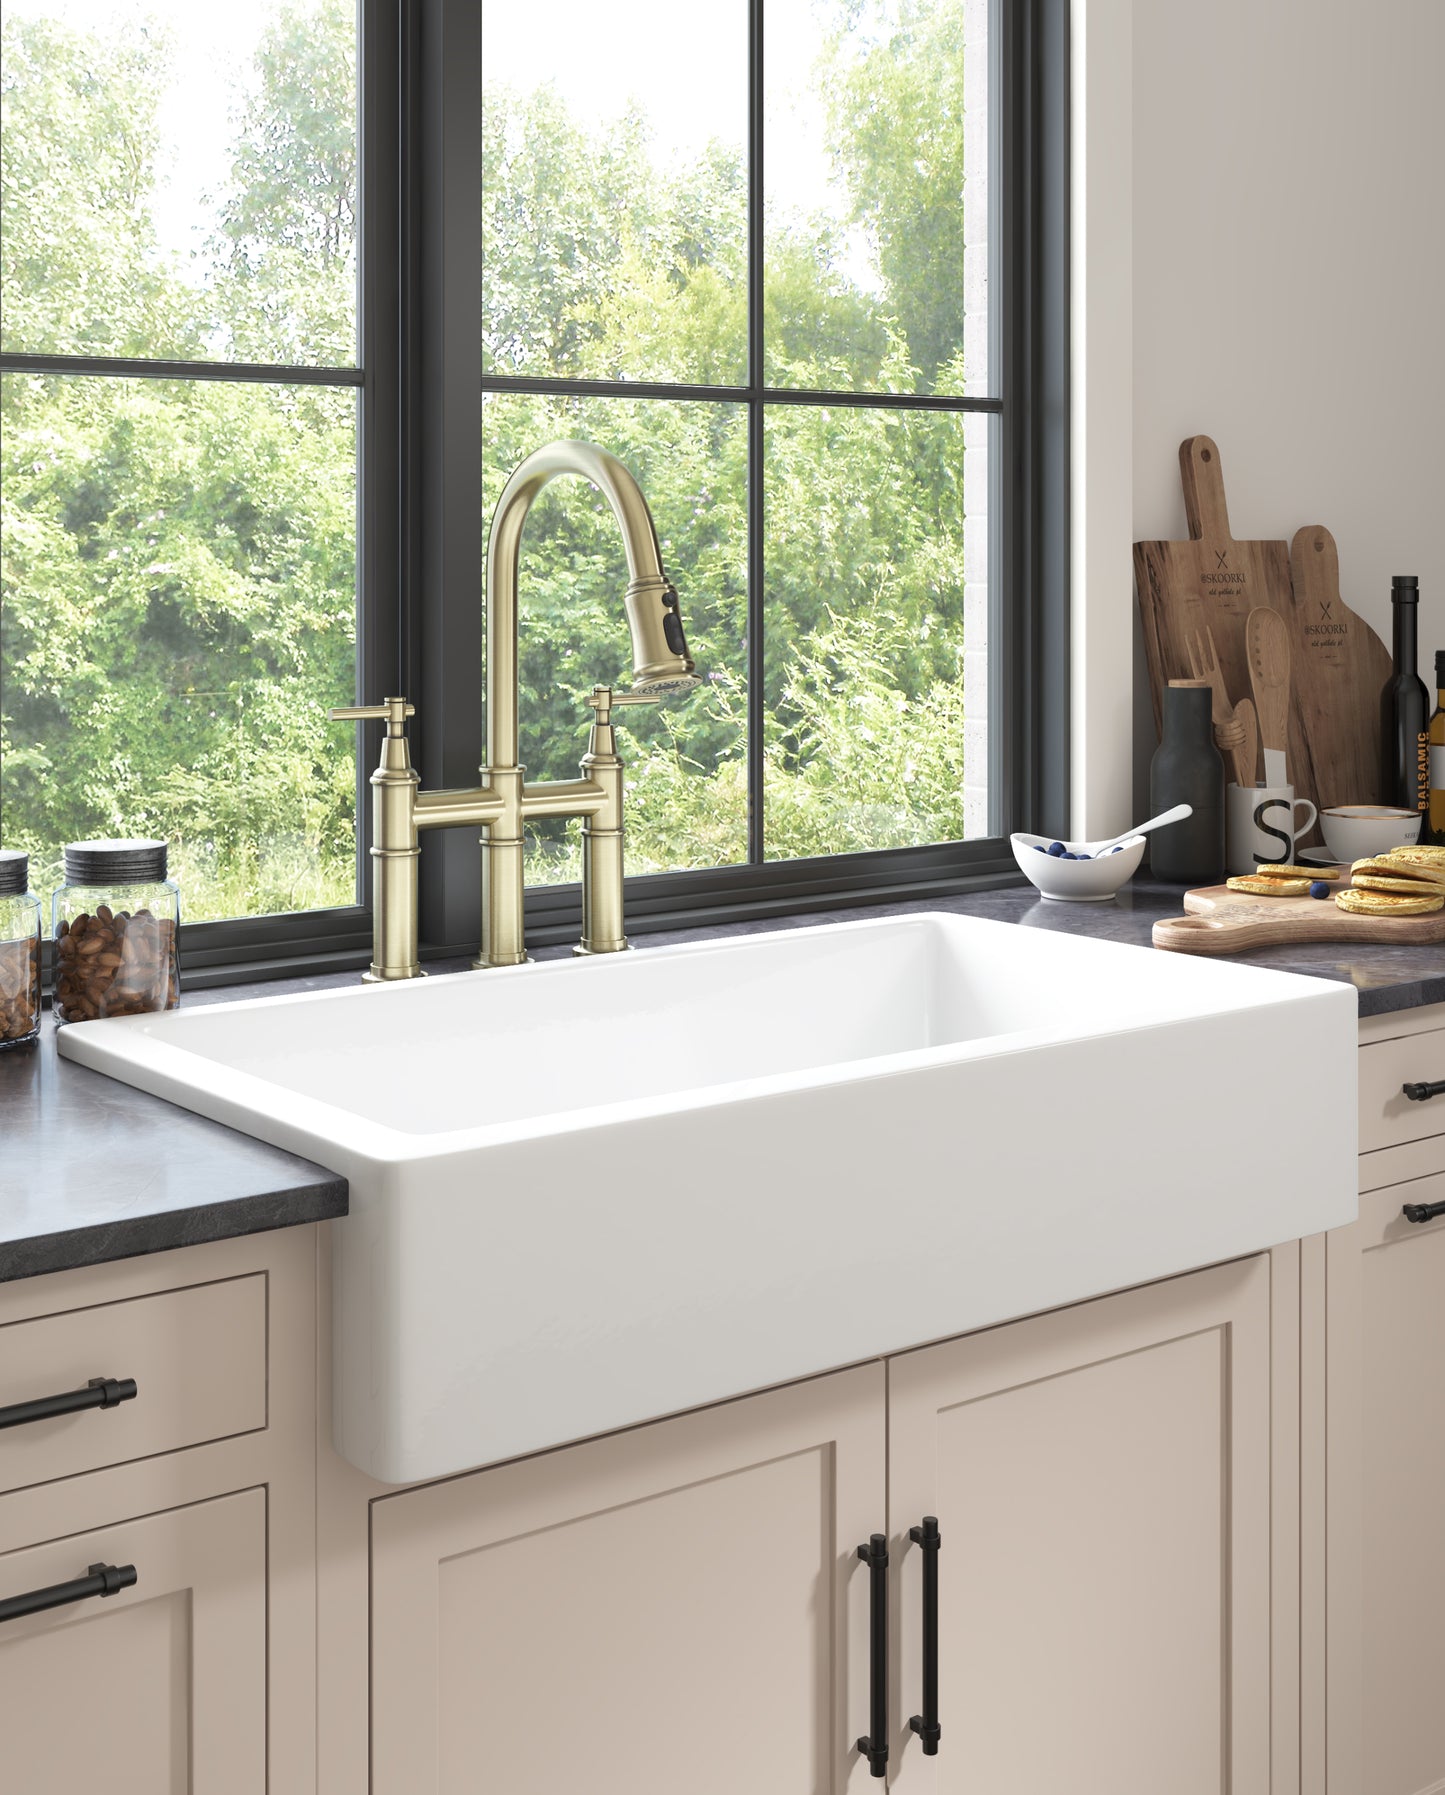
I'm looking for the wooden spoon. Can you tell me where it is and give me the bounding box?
[1246,609,1291,786]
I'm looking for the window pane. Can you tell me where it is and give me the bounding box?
[0,1,358,366]
[764,0,986,397]
[0,373,359,921]
[762,404,988,857]
[482,394,748,881]
[482,2,748,386]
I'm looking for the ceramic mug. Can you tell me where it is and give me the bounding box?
[1226,783,1319,875]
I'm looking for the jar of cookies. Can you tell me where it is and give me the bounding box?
[0,850,42,1050]
[52,840,180,1024]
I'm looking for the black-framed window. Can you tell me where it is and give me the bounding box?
[0,0,1066,982]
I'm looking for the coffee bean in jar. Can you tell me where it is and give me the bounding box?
[52,840,180,1024]
[0,849,42,1049]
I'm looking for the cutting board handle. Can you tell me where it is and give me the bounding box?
[1290,524,1339,608]
[1152,913,1256,956]
[1179,435,1232,543]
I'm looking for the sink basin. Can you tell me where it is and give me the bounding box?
[59,911,1357,1483]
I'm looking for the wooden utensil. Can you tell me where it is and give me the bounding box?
[1231,697,1259,788]
[1246,607,1292,786]
[1185,625,1252,785]
[1285,524,1394,810]
[1153,882,1445,957]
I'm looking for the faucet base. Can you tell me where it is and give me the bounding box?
[470,953,532,971]
[572,940,632,957]
[362,966,426,984]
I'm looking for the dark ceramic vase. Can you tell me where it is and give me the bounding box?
[1150,683,1225,883]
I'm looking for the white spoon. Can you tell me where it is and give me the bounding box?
[1085,803,1193,858]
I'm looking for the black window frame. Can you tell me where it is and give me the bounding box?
[0,0,1068,987]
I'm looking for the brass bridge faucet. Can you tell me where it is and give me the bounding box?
[332,440,698,979]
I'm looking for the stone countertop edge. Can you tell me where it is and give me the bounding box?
[6,872,1443,1284]
[0,1030,347,1285]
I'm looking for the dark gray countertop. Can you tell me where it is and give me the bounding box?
[0,1024,346,1283]
[5,872,1441,1285]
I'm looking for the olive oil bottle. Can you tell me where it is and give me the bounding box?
[1430,649,1445,843]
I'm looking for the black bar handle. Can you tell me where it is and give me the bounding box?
[1403,1199,1445,1225]
[0,1376,137,1432]
[1402,1080,1445,1103]
[0,1562,137,1626]
[855,1533,889,1778]
[909,1515,943,1755]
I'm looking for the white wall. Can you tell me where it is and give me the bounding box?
[1074,0,1445,832]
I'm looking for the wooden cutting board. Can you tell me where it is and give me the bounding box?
[1133,437,1394,848]
[1152,883,1445,957]
[1284,524,1393,811]
[1134,436,1297,748]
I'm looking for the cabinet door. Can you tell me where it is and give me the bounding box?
[371,1364,884,1795]
[1332,1174,1445,1795]
[887,1256,1271,1794]
[0,1488,266,1794]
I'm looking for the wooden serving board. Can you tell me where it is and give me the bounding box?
[1284,524,1393,811]
[1153,883,1445,957]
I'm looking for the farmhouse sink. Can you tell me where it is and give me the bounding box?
[59,911,1357,1483]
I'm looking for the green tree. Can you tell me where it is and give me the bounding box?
[2,0,976,926]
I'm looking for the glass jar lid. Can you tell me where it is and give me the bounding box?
[62,839,169,886]
[0,849,28,897]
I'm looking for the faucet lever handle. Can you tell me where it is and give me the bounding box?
[330,695,416,735]
[584,684,659,723]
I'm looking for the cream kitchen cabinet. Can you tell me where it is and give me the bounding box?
[0,1488,267,1794]
[887,1254,1273,1794]
[365,1255,1275,1794]
[0,1227,319,1794]
[370,1362,887,1795]
[1319,1003,1445,1795]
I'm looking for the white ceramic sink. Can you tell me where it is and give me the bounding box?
[59,911,1358,1483]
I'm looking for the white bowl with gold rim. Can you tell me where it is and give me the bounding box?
[1319,805,1421,864]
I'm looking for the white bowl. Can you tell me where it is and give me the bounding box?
[1010,831,1148,902]
[1319,805,1422,864]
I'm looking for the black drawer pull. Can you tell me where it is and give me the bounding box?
[1402,1080,1445,1103]
[855,1533,889,1777]
[909,1515,943,1755]
[0,1376,137,1432]
[1403,1199,1445,1225]
[0,1562,137,1626]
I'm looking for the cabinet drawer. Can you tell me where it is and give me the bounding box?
[1359,1026,1445,1157]
[0,1275,266,1496]
[0,1487,266,1794]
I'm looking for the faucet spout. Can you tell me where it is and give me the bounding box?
[336,439,696,980]
[485,440,697,770]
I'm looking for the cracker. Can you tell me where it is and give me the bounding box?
[1252,863,1341,881]
[1335,887,1444,917]
[1227,875,1313,896]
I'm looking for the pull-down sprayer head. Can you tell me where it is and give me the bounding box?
[624,571,700,696]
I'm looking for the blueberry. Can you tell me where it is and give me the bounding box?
[1047,841,1067,857]
[1309,880,1330,899]
[1034,844,1047,853]
[1076,852,1091,860]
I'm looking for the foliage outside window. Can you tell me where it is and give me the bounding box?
[1,0,997,943]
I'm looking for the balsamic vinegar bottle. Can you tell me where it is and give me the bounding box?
[1429,649,1445,843]
[1381,575,1431,830]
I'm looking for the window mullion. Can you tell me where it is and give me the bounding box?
[746,0,765,866]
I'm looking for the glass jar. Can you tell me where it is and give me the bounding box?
[52,840,180,1024]
[0,850,42,1049]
